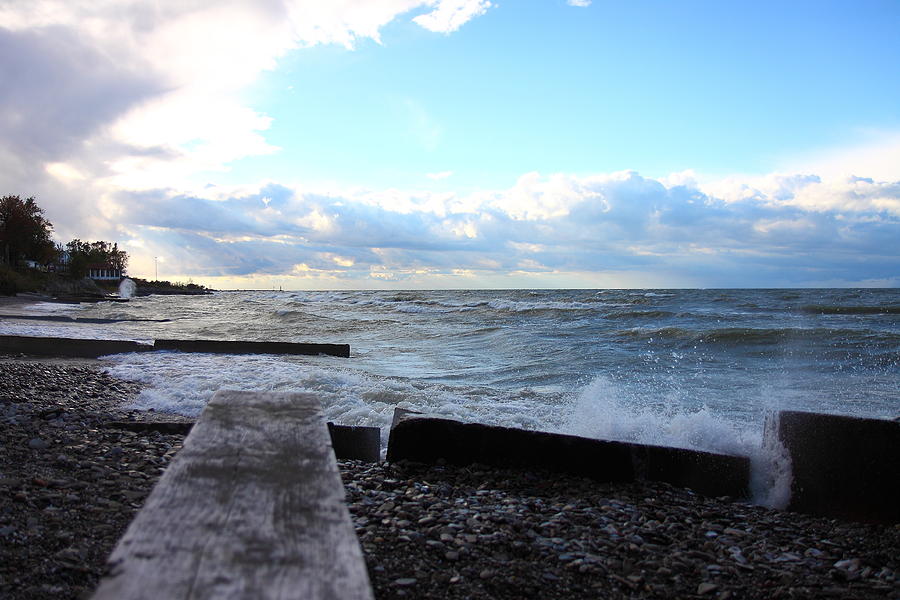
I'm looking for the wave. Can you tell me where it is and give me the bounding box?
[603,309,676,320]
[101,352,568,452]
[615,326,891,347]
[800,305,900,315]
[272,309,333,322]
[484,299,599,314]
[292,293,603,316]
[562,375,792,508]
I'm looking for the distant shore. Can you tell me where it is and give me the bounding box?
[0,266,213,301]
[0,354,897,599]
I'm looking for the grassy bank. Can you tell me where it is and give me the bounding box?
[0,266,212,297]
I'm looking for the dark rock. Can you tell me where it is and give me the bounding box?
[27,438,50,450]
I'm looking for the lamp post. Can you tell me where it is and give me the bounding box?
[154,256,158,281]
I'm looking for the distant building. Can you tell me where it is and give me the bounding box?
[87,263,123,280]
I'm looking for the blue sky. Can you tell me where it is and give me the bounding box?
[1,1,899,288]
[241,1,900,190]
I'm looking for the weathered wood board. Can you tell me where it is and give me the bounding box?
[92,390,373,600]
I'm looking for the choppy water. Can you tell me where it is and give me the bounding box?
[3,288,898,503]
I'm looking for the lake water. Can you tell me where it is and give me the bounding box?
[4,288,898,505]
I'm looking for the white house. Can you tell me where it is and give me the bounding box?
[87,263,123,280]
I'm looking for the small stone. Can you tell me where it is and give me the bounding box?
[834,558,860,572]
[28,438,50,450]
[445,550,459,561]
[54,547,84,562]
[697,582,719,595]
[393,578,417,587]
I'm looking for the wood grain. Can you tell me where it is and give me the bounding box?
[92,390,373,600]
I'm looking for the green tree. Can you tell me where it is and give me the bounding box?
[65,238,129,278]
[0,195,55,266]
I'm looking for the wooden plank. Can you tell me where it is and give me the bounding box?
[92,390,373,600]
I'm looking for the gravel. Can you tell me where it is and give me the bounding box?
[342,460,899,599]
[2,357,898,599]
[0,358,184,599]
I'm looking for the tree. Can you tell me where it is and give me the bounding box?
[65,238,129,278]
[0,195,55,266]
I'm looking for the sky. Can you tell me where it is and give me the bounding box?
[1,0,899,289]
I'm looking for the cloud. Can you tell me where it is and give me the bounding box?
[701,172,900,217]
[1,2,897,289]
[567,0,592,7]
[0,0,491,219]
[101,169,900,288]
[412,0,492,33]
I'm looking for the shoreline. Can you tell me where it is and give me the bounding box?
[1,357,897,598]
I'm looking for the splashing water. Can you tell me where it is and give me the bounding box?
[563,375,793,507]
[118,278,136,299]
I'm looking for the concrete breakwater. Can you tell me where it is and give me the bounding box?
[386,409,899,524]
[775,411,899,524]
[0,335,351,358]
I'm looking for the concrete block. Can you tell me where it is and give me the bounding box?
[387,414,636,482]
[327,423,381,463]
[386,410,751,497]
[0,335,151,358]
[775,410,900,523]
[154,338,350,358]
[629,444,750,498]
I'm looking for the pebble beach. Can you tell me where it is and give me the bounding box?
[1,358,898,599]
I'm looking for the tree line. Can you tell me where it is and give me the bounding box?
[0,195,129,278]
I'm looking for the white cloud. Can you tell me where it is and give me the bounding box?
[1,1,897,289]
[567,0,592,7]
[98,167,900,288]
[0,0,491,223]
[427,170,454,180]
[412,0,492,33]
[488,171,607,220]
[700,172,900,217]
